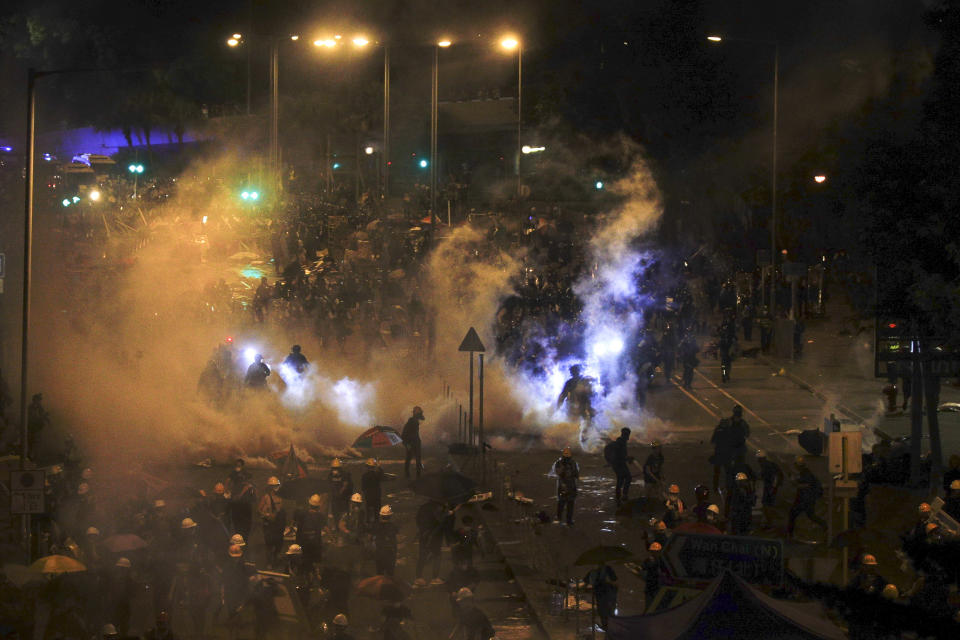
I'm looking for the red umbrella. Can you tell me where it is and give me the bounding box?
[352,426,403,449]
[356,575,410,601]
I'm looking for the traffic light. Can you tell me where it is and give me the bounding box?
[419,159,428,169]
[595,181,604,190]
[875,317,909,378]
[127,164,144,174]
[240,190,260,202]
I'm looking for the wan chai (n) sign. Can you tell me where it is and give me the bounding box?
[664,533,783,587]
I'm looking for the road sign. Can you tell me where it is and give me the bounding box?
[458,327,486,352]
[664,533,783,586]
[10,470,45,514]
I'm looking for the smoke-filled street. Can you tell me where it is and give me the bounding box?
[4,1,960,639]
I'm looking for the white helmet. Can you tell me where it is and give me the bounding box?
[286,544,302,555]
[230,533,246,547]
[333,613,348,627]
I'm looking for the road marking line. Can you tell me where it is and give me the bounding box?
[670,378,720,420]
[692,369,796,447]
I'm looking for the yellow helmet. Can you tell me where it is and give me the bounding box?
[648,542,662,552]
[267,476,280,486]
[735,472,748,481]
[562,447,572,458]
[331,458,342,469]
[668,484,680,494]
[351,493,363,503]
[951,479,960,490]
[882,584,899,600]
[861,554,878,566]
[228,544,243,558]
[656,521,667,531]
[365,458,378,467]
[918,502,931,514]
[926,522,940,534]
[214,482,225,495]
[309,494,323,507]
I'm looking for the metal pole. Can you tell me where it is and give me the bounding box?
[516,42,523,198]
[468,352,474,447]
[770,44,779,320]
[20,68,38,563]
[270,39,279,193]
[383,46,390,198]
[245,0,252,115]
[430,45,438,220]
[909,334,924,486]
[479,353,485,480]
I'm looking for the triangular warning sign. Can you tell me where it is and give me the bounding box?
[458,327,486,352]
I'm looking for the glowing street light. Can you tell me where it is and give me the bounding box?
[227,35,241,47]
[314,38,337,48]
[364,146,375,155]
[595,181,604,190]
[88,189,101,202]
[438,39,452,48]
[499,34,523,197]
[813,174,827,183]
[707,35,723,42]
[352,36,369,47]
[500,36,519,50]
[521,145,545,154]
[290,35,299,41]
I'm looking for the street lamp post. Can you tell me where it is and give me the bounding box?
[500,36,522,198]
[708,36,779,318]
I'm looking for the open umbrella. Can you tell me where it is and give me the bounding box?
[574,545,633,566]
[277,478,328,503]
[30,555,86,574]
[411,470,476,504]
[103,534,148,553]
[271,444,308,479]
[353,426,403,449]
[356,575,410,602]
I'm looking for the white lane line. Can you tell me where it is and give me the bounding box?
[670,378,720,420]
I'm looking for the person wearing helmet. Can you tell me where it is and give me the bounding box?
[244,353,271,389]
[557,364,596,422]
[643,518,669,548]
[679,332,700,389]
[282,344,309,376]
[756,450,784,530]
[361,457,386,526]
[848,553,887,595]
[641,542,663,611]
[725,453,757,518]
[144,611,176,640]
[728,472,756,535]
[374,504,399,576]
[706,503,721,525]
[643,440,665,504]
[295,493,326,573]
[451,586,495,640]
[221,544,255,626]
[208,481,231,531]
[402,406,426,478]
[328,458,354,525]
[691,485,712,522]
[259,476,286,568]
[710,406,749,495]
[787,456,827,540]
[553,446,580,526]
[415,500,452,586]
[662,483,686,528]
[339,491,366,545]
[905,502,934,546]
[329,613,354,640]
[105,556,136,636]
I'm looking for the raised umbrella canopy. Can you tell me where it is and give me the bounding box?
[30,555,86,574]
[356,574,411,602]
[353,426,403,449]
[574,545,634,566]
[410,469,476,504]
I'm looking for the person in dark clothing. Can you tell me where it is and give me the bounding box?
[691,484,712,523]
[226,459,256,541]
[679,334,699,389]
[662,484,686,528]
[944,479,960,521]
[553,447,579,525]
[756,450,783,529]
[643,441,665,503]
[557,364,595,420]
[728,473,756,535]
[584,562,618,630]
[361,458,386,525]
[660,326,678,382]
[942,454,960,495]
[793,318,806,358]
[415,500,451,586]
[756,306,773,354]
[741,302,755,341]
[850,476,871,530]
[253,277,272,323]
[328,458,353,521]
[402,406,425,478]
[374,506,399,576]
[281,345,309,376]
[718,315,736,383]
[610,428,635,505]
[244,354,270,389]
[452,589,495,640]
[294,494,326,573]
[258,476,285,568]
[848,554,886,596]
[711,406,749,493]
[144,611,179,640]
[642,543,662,612]
[787,457,827,538]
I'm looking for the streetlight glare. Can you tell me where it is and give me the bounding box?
[500,36,519,50]
[707,35,723,42]
[438,39,452,48]
[522,145,545,154]
[89,189,101,202]
[814,175,827,183]
[290,35,300,41]
[232,33,242,39]
[128,164,137,172]
[352,36,369,47]
[227,38,239,47]
[364,146,375,155]
[314,38,337,48]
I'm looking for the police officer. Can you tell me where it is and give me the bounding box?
[402,406,425,478]
[610,428,635,506]
[244,354,270,389]
[282,345,309,376]
[554,447,579,525]
[679,334,699,389]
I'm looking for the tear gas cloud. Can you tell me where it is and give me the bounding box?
[27,134,666,473]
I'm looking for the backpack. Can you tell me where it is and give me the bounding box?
[603,441,618,466]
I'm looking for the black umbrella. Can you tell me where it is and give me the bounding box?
[277,477,328,502]
[411,470,476,503]
[574,545,633,566]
